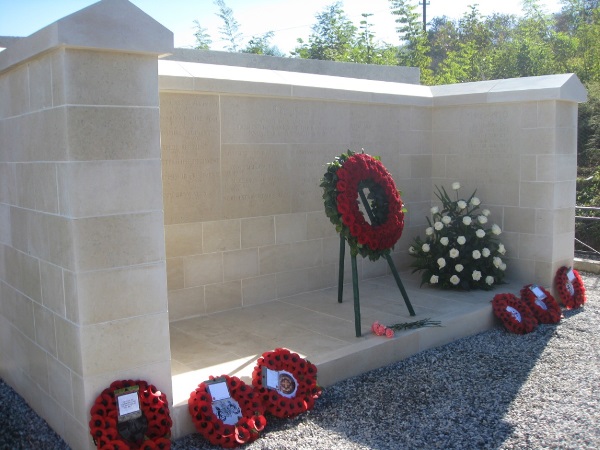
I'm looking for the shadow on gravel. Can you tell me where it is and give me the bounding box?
[301,324,558,449]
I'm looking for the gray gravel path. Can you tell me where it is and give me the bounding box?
[1,273,599,450]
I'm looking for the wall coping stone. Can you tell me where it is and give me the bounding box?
[163,48,421,84]
[159,60,588,106]
[0,0,174,74]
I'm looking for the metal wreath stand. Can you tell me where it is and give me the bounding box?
[337,189,416,337]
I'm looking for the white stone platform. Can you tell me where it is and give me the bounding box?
[168,271,524,438]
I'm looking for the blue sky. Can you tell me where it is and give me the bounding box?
[0,0,563,54]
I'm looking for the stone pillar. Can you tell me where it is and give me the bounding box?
[0,1,173,448]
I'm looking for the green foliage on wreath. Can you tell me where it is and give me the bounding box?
[320,150,406,261]
[409,183,507,290]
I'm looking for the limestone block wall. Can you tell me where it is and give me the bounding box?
[159,62,586,322]
[430,77,585,287]
[0,1,174,448]
[159,63,434,321]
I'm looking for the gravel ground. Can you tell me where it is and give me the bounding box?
[1,273,599,450]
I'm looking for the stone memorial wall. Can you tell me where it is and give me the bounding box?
[0,0,587,447]
[159,59,586,324]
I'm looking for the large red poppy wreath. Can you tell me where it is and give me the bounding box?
[492,293,538,334]
[520,284,562,324]
[89,379,172,450]
[188,375,266,448]
[321,150,405,261]
[251,348,322,419]
[554,266,586,309]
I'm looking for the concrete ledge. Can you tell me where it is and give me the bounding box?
[431,73,587,106]
[160,61,587,108]
[574,257,600,274]
[164,49,421,84]
[158,60,433,106]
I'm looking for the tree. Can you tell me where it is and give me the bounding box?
[428,16,459,72]
[214,0,243,52]
[293,2,357,61]
[351,12,398,65]
[242,31,285,57]
[389,0,434,84]
[193,20,212,50]
[578,81,600,176]
[558,1,600,82]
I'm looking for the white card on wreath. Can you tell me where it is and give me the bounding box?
[207,380,230,402]
[567,268,576,282]
[114,385,142,422]
[530,285,546,299]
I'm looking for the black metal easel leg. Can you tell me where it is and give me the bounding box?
[385,254,416,316]
[338,235,345,304]
[351,254,361,337]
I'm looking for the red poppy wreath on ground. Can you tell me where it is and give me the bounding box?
[89,379,172,450]
[321,150,405,261]
[188,375,266,448]
[251,348,322,419]
[492,293,538,334]
[520,284,562,324]
[554,266,586,309]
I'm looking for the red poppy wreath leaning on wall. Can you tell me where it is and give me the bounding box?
[492,293,538,334]
[520,284,562,324]
[554,266,586,309]
[188,375,266,448]
[321,150,405,261]
[252,348,322,419]
[89,379,172,450]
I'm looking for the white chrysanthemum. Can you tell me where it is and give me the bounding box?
[409,246,415,254]
[452,182,461,190]
[476,229,486,238]
[463,216,472,226]
[455,264,464,273]
[422,243,430,252]
[493,256,502,268]
[492,224,502,235]
[472,249,481,260]
[431,206,439,215]
[478,215,488,224]
[470,197,481,206]
[430,275,439,284]
[472,270,482,281]
[450,275,460,285]
[482,209,491,217]
[482,248,491,257]
[442,215,451,225]
[437,257,446,268]
[449,248,459,259]
[434,221,444,231]
[457,236,466,245]
[498,243,506,255]
[426,227,434,236]
[440,237,449,246]
[485,276,494,285]
[500,263,507,271]
[457,200,467,210]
